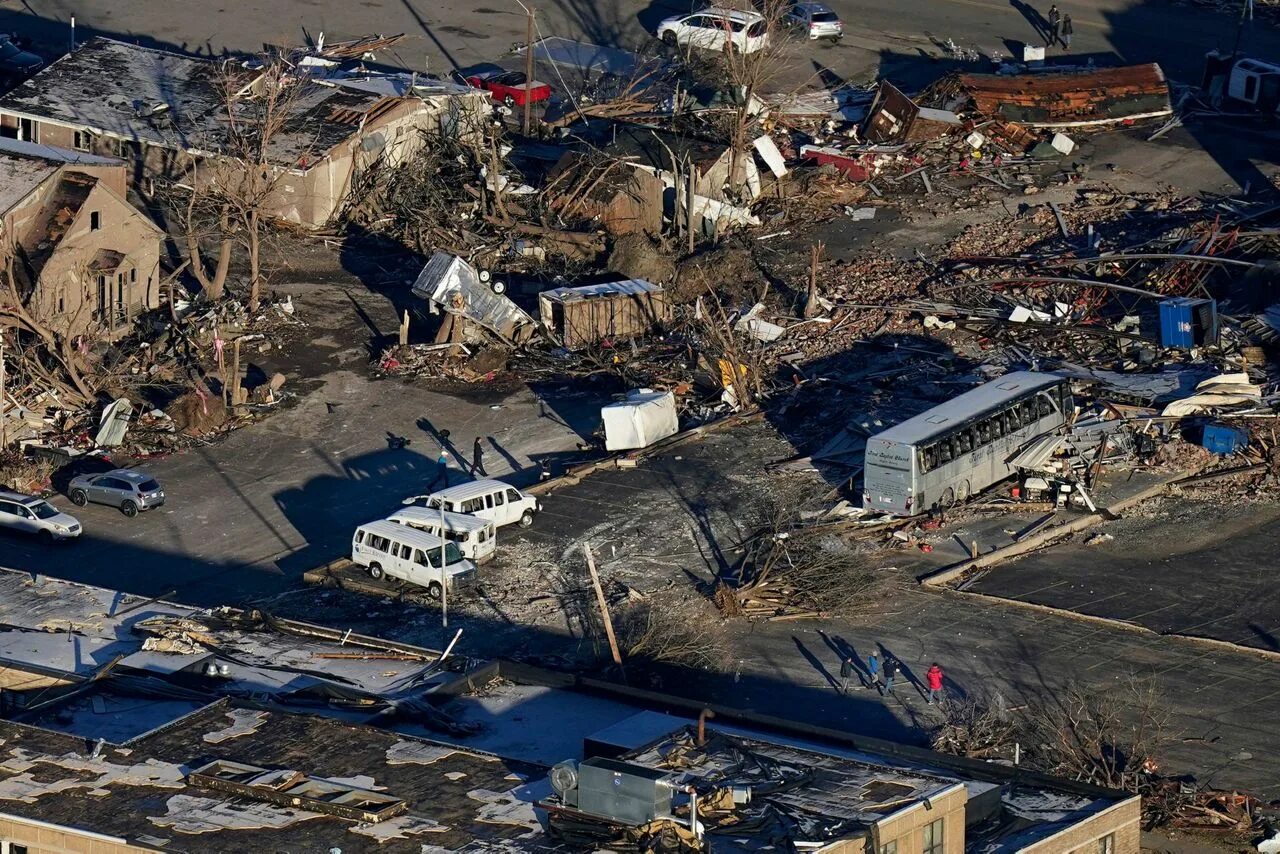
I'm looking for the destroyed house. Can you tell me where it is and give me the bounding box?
[0,138,163,339]
[953,64,1172,128]
[0,38,489,228]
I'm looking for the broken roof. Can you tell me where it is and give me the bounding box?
[0,138,121,215]
[0,149,59,215]
[0,38,457,169]
[0,702,545,852]
[0,38,226,149]
[956,63,1172,128]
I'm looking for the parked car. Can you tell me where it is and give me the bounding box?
[351,520,477,599]
[784,2,843,40]
[0,35,42,82]
[656,7,768,54]
[67,469,165,517]
[462,69,551,108]
[0,490,81,543]
[406,479,540,528]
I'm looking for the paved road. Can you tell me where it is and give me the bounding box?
[499,420,1280,799]
[0,280,608,606]
[2,0,1277,91]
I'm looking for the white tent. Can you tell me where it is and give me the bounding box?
[602,390,678,451]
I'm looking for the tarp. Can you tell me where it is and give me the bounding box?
[1161,372,1263,417]
[602,390,678,451]
[410,252,536,344]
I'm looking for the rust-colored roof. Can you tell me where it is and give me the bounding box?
[957,63,1171,127]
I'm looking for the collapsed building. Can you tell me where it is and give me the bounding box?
[0,567,1142,853]
[0,137,163,339]
[0,38,490,228]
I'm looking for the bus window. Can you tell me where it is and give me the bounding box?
[976,420,992,445]
[958,430,973,453]
[1037,393,1053,418]
[1022,400,1037,422]
[1006,406,1021,430]
[920,446,937,473]
[939,441,953,463]
[990,415,1005,439]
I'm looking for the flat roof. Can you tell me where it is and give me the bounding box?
[869,371,1064,446]
[0,703,546,852]
[540,279,663,303]
[430,478,522,502]
[387,506,490,531]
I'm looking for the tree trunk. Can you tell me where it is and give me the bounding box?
[247,209,261,313]
[185,202,232,301]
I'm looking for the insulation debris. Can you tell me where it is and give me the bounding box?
[202,709,269,744]
[149,794,322,834]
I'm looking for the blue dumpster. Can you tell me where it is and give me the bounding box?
[1159,297,1219,349]
[1201,423,1248,455]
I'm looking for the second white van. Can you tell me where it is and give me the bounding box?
[351,520,476,598]
[406,479,540,529]
[384,507,497,563]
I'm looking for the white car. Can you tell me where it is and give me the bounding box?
[656,7,769,54]
[0,490,81,542]
[785,1,843,40]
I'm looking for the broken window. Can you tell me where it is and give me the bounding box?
[18,117,36,143]
[976,420,992,445]
[1036,393,1054,418]
[494,491,505,506]
[73,130,94,151]
[366,534,389,552]
[957,431,972,453]
[1096,834,1115,854]
[938,441,953,464]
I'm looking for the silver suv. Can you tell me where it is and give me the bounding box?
[0,490,82,542]
[68,469,165,517]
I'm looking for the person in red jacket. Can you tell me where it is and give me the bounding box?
[926,663,945,705]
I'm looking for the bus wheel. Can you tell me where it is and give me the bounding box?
[940,487,955,509]
[955,481,970,503]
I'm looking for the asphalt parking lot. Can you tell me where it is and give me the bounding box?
[0,279,609,607]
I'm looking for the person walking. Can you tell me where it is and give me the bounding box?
[839,655,856,695]
[428,449,451,491]
[1046,4,1061,47]
[1060,13,1073,50]
[471,437,488,477]
[926,662,945,705]
[882,656,898,694]
[866,652,881,692]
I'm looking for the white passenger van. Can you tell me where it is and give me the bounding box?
[351,520,476,598]
[384,507,497,563]
[406,479,540,528]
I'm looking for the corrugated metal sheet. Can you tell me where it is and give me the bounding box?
[957,64,1171,127]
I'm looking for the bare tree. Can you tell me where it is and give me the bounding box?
[612,593,730,671]
[165,52,311,310]
[1029,677,1169,792]
[931,693,1018,759]
[0,251,99,406]
[703,0,795,198]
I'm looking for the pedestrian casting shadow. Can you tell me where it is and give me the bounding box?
[793,635,839,691]
[1009,0,1048,45]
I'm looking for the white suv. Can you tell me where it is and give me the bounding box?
[0,490,82,543]
[657,8,769,54]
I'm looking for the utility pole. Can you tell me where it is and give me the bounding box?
[439,502,448,629]
[583,543,624,674]
[523,3,536,135]
[0,332,7,450]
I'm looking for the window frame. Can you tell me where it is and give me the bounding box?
[922,817,945,854]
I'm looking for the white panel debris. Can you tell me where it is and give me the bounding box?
[202,708,269,744]
[0,751,184,803]
[468,785,543,832]
[149,794,322,834]
[386,741,459,765]
[350,814,449,841]
[325,774,386,790]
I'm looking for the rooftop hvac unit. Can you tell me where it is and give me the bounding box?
[574,757,675,826]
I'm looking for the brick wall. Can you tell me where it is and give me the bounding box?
[0,813,150,853]
[1019,795,1141,854]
